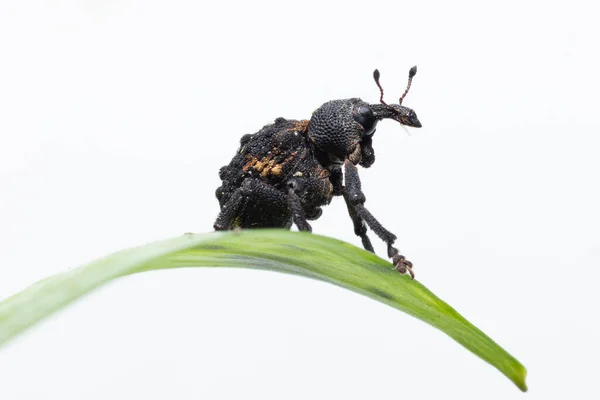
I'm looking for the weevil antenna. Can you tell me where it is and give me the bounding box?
[399,65,417,105]
[373,69,390,107]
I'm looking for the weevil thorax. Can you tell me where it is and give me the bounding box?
[306,98,370,162]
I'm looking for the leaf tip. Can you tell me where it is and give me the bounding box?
[513,364,528,392]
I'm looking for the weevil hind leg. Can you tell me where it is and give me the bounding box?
[213,178,292,230]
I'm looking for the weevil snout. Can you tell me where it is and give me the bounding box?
[405,109,422,128]
[387,104,422,128]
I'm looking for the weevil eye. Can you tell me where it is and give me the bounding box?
[354,105,378,136]
[358,105,372,117]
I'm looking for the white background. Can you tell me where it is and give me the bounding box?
[1,0,599,398]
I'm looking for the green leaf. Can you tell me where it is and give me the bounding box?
[0,229,527,391]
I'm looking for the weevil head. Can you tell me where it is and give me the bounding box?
[307,66,421,167]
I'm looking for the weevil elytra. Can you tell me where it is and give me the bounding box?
[214,66,422,278]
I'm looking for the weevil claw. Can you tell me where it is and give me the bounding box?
[393,254,415,279]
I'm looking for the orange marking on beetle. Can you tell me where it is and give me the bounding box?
[292,120,310,132]
[254,160,267,172]
[243,150,298,178]
[242,156,258,172]
[271,164,283,176]
[259,159,279,177]
[243,154,276,173]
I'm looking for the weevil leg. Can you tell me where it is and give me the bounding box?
[342,191,375,253]
[214,178,291,230]
[343,159,414,279]
[331,166,374,252]
[214,187,245,231]
[286,180,312,232]
[286,173,334,232]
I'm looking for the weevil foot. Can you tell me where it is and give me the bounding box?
[392,253,415,280]
[387,245,415,279]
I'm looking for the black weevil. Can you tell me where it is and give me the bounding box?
[214,66,422,278]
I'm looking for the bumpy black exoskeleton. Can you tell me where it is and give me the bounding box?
[215,66,422,278]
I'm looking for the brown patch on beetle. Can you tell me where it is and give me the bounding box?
[243,153,275,173]
[242,148,301,179]
[271,164,283,176]
[291,119,310,132]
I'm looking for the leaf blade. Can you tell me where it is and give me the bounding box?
[0,229,527,391]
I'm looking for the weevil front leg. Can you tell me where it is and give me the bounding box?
[343,159,414,279]
[331,166,375,253]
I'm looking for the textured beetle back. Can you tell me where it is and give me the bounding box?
[216,118,310,206]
